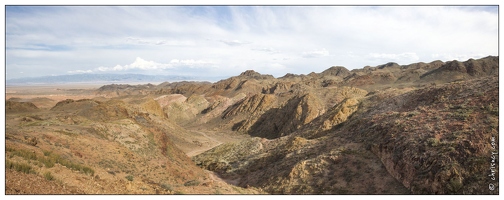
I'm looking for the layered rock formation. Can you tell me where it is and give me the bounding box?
[189,56,499,194]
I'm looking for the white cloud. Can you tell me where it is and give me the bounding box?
[368,52,420,62]
[96,57,173,72]
[302,48,329,58]
[431,53,487,61]
[169,59,216,68]
[252,47,280,54]
[68,69,93,74]
[90,57,216,73]
[219,39,252,46]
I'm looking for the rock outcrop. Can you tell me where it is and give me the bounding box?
[247,93,325,139]
[6,100,39,113]
[320,98,360,131]
[420,56,498,82]
[345,76,499,194]
[320,66,351,77]
[159,94,209,124]
[222,94,277,119]
[238,70,275,80]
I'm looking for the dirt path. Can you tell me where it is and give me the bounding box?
[196,131,222,145]
[186,131,223,157]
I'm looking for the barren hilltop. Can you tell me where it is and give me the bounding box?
[5,56,499,194]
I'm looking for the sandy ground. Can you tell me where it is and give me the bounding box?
[6,84,106,109]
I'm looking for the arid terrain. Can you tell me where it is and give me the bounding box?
[5,56,499,194]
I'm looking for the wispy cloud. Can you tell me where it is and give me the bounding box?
[169,59,216,68]
[219,39,252,46]
[368,52,419,62]
[126,37,195,46]
[252,47,280,54]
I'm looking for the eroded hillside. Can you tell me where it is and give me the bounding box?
[5,97,262,194]
[5,56,499,194]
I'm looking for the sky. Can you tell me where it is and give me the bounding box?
[5,5,499,80]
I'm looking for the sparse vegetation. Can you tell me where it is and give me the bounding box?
[55,130,77,137]
[160,183,173,191]
[43,150,52,156]
[43,151,95,175]
[125,175,134,181]
[81,166,95,176]
[448,176,463,193]
[407,111,420,117]
[6,148,94,176]
[426,137,441,147]
[44,171,55,181]
[6,160,36,174]
[183,180,200,186]
[6,147,38,160]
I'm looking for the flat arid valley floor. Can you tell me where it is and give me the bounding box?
[5,56,499,194]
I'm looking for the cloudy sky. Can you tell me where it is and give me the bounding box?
[5,5,498,80]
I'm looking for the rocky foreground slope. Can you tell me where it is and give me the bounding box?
[6,56,499,194]
[5,96,262,194]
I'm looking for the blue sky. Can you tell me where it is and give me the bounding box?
[5,5,499,80]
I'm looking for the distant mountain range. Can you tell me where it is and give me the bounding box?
[6,74,222,85]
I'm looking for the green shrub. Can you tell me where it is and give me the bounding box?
[82,166,95,176]
[43,150,52,156]
[6,160,35,174]
[40,157,56,168]
[51,154,94,176]
[447,104,475,121]
[44,172,55,181]
[184,180,200,186]
[427,137,440,147]
[161,183,173,191]
[6,147,38,160]
[8,148,95,176]
[125,175,134,181]
[448,176,463,193]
